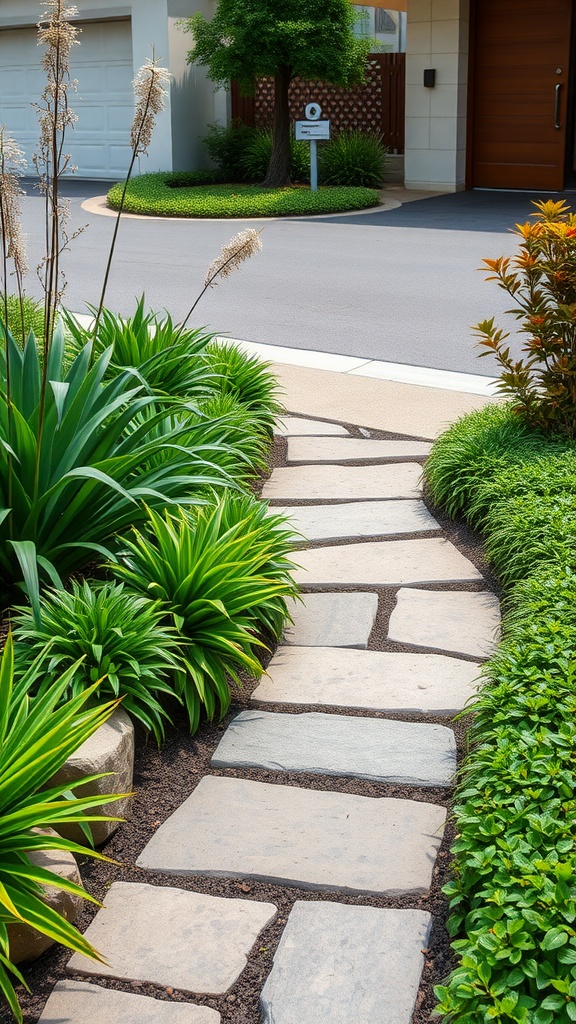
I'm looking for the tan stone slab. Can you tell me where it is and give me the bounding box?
[68,882,276,995]
[275,416,349,436]
[284,592,378,648]
[389,588,501,658]
[262,464,422,501]
[276,500,440,543]
[252,646,480,716]
[294,538,482,587]
[287,436,432,463]
[271,362,496,440]
[137,776,446,897]
[40,982,220,1024]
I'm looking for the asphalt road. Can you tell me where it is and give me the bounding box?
[18,182,570,376]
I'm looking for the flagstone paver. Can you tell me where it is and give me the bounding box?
[137,776,446,897]
[252,646,480,715]
[293,537,482,587]
[211,710,456,787]
[67,882,276,994]
[275,499,440,543]
[262,463,422,500]
[389,588,501,658]
[260,902,432,1024]
[275,416,350,436]
[283,592,378,647]
[39,982,220,1024]
[287,436,432,463]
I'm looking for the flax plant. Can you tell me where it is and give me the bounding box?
[94,57,171,334]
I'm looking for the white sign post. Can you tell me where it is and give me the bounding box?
[295,102,330,192]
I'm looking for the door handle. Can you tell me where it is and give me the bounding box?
[555,83,562,129]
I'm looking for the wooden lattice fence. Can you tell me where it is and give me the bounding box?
[231,53,405,154]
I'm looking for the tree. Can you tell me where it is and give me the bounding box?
[182,0,370,188]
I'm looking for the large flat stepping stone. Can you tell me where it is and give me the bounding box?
[67,881,276,995]
[260,902,431,1024]
[287,436,432,463]
[39,981,220,1024]
[252,646,479,715]
[276,499,440,543]
[211,710,456,787]
[262,463,422,501]
[389,588,501,658]
[284,592,378,647]
[276,416,349,436]
[294,538,482,587]
[137,776,446,897]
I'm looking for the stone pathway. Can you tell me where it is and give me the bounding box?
[47,414,501,1024]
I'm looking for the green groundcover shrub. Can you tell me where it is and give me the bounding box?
[425,404,576,1023]
[107,172,380,218]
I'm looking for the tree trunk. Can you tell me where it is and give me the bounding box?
[263,65,292,188]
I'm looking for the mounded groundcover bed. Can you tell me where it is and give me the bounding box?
[107,171,381,218]
[2,421,499,1024]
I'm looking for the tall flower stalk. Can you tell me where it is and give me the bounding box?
[0,128,28,349]
[176,228,263,338]
[34,0,79,362]
[93,56,171,335]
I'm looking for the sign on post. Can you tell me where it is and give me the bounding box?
[294,102,330,191]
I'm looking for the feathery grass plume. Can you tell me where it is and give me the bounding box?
[34,0,80,359]
[177,228,263,336]
[94,56,171,334]
[0,127,28,347]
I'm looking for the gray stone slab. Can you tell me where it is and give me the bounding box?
[39,981,220,1024]
[287,436,432,463]
[274,500,440,543]
[262,463,422,501]
[260,902,432,1024]
[211,710,456,787]
[284,592,378,648]
[67,882,276,995]
[252,646,479,715]
[275,416,349,436]
[137,776,446,897]
[294,538,483,587]
[388,588,501,659]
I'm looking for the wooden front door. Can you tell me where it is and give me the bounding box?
[470,0,573,191]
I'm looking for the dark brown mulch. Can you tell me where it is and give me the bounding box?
[3,412,492,1024]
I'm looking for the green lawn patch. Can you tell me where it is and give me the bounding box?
[107,171,381,218]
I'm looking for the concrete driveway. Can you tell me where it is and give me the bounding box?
[18,181,572,376]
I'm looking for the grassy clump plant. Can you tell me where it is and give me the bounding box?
[318,129,387,188]
[107,172,380,218]
[112,493,298,733]
[202,339,284,437]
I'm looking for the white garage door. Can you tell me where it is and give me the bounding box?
[0,19,133,179]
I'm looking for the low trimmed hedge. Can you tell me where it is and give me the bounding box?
[425,404,576,1024]
[107,171,380,218]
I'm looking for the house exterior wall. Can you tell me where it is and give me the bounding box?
[404,0,469,191]
[0,0,218,174]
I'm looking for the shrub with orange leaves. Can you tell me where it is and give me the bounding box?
[475,199,576,437]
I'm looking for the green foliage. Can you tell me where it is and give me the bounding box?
[0,296,45,348]
[111,493,299,733]
[423,402,569,522]
[319,130,387,188]
[107,173,380,218]
[203,120,261,181]
[475,199,576,438]
[0,323,240,616]
[0,634,124,1023]
[182,0,369,93]
[202,340,284,437]
[239,129,310,184]
[63,298,215,398]
[13,580,182,744]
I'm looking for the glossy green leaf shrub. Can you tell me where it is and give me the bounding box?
[112,493,298,733]
[0,634,124,1023]
[107,173,380,218]
[13,581,181,744]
